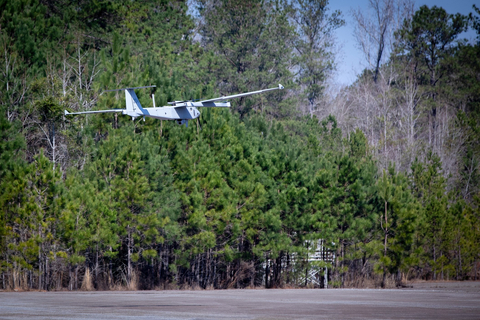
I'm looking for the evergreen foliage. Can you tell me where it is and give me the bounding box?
[0,0,478,290]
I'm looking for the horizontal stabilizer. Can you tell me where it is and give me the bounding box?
[105,85,156,92]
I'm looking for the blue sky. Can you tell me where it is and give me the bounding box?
[329,0,478,85]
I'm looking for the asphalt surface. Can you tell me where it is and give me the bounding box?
[1,282,480,319]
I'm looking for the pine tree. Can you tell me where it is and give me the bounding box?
[196,0,294,117]
[410,152,448,280]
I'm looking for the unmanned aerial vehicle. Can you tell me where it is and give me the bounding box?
[65,84,284,127]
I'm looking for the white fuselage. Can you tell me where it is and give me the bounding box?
[122,100,231,122]
[129,106,201,121]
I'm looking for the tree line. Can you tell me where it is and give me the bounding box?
[0,0,479,290]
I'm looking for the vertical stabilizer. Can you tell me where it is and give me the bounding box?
[104,85,155,118]
[125,89,145,114]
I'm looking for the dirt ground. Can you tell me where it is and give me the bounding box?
[1,281,479,319]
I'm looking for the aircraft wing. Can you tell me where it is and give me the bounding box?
[173,102,231,108]
[65,109,124,115]
[197,84,284,103]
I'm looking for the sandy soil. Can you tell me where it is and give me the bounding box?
[1,281,479,319]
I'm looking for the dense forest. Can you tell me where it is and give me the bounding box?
[0,0,479,291]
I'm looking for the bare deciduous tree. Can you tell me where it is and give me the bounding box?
[351,0,414,83]
[290,0,344,117]
[0,38,29,122]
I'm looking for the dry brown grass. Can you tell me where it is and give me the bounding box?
[80,268,94,291]
[109,283,127,291]
[154,281,179,290]
[127,271,138,291]
[178,282,194,290]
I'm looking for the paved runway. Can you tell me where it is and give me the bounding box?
[1,282,479,319]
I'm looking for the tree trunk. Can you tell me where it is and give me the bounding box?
[45,255,49,290]
[75,265,79,290]
[474,260,477,281]
[13,261,17,289]
[458,244,462,280]
[382,200,388,288]
[95,245,99,289]
[109,259,113,289]
[324,267,328,289]
[286,253,290,285]
[38,248,43,290]
[342,241,345,288]
[265,257,270,288]
[441,250,444,280]
[384,200,388,256]
[69,265,72,291]
[305,252,308,287]
[213,257,217,288]
[127,227,132,286]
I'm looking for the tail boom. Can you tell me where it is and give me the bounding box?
[64,109,124,115]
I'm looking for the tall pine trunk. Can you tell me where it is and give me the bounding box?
[383,200,388,288]
[127,227,132,286]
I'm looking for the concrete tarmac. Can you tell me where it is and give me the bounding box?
[1,282,480,319]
